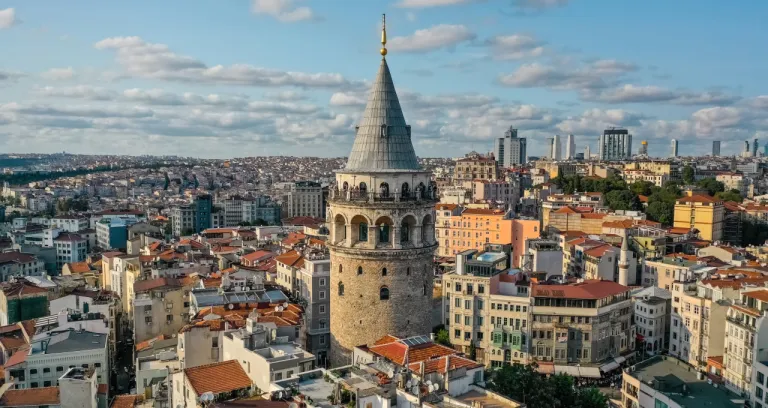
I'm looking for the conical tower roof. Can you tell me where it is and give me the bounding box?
[344,57,420,172]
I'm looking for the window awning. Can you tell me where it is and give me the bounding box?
[600,361,620,372]
[554,365,602,378]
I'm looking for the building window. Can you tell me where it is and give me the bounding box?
[338,282,345,296]
[357,266,363,275]
[339,265,342,273]
[319,278,326,286]
[319,305,326,314]
[382,268,387,276]
[380,286,390,300]
[319,291,326,300]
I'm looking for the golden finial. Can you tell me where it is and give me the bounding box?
[380,14,387,57]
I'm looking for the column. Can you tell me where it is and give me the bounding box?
[414,226,423,246]
[369,225,378,248]
[345,224,352,247]
[392,226,401,249]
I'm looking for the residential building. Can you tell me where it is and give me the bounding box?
[622,355,741,408]
[723,289,768,395]
[531,279,634,375]
[541,192,604,228]
[51,216,89,233]
[0,252,45,282]
[170,360,253,408]
[521,239,562,277]
[90,210,145,229]
[454,152,499,184]
[241,195,281,225]
[752,359,768,408]
[281,181,323,219]
[673,195,725,242]
[95,218,130,250]
[222,195,246,227]
[132,278,189,344]
[135,336,181,399]
[717,172,748,196]
[668,280,728,369]
[0,281,49,326]
[632,287,672,356]
[58,367,99,408]
[274,248,331,365]
[495,126,527,167]
[222,317,314,393]
[54,233,87,270]
[4,328,108,390]
[598,128,632,161]
[177,322,225,370]
[170,205,195,237]
[622,169,669,187]
[194,194,212,233]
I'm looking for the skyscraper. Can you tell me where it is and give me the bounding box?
[598,128,632,160]
[552,134,562,160]
[744,141,751,157]
[565,134,575,160]
[193,194,212,233]
[584,145,591,161]
[753,138,759,157]
[712,141,721,156]
[639,141,648,156]
[328,17,436,366]
[670,139,678,158]
[546,137,554,159]
[494,126,527,167]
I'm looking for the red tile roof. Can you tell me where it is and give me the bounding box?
[184,360,252,396]
[0,387,60,406]
[367,336,457,366]
[133,277,182,293]
[533,279,629,299]
[1,282,48,297]
[407,354,483,374]
[66,261,93,274]
[583,244,615,258]
[461,208,506,216]
[4,346,29,367]
[275,250,303,268]
[110,394,141,408]
[241,250,274,263]
[677,195,718,204]
[744,290,768,302]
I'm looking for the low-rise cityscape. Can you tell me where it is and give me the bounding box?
[0,4,766,408]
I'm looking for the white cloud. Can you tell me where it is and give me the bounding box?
[513,0,569,10]
[499,63,619,90]
[94,36,358,89]
[36,85,117,100]
[0,8,17,29]
[388,25,475,53]
[396,0,477,8]
[251,0,314,22]
[330,92,366,107]
[485,34,545,60]
[584,84,740,105]
[406,12,417,22]
[41,67,76,81]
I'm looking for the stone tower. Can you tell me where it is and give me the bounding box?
[327,15,437,367]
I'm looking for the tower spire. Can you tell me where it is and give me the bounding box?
[380,14,387,57]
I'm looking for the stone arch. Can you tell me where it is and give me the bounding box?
[342,181,349,191]
[338,281,345,296]
[350,214,371,244]
[400,214,418,244]
[422,213,435,245]
[380,286,390,300]
[375,215,394,246]
[333,213,347,244]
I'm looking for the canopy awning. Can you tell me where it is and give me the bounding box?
[600,361,620,372]
[554,365,602,378]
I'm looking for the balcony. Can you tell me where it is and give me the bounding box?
[329,188,438,204]
[726,315,756,330]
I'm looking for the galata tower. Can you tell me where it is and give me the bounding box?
[328,15,437,367]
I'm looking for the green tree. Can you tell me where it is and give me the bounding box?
[696,177,725,196]
[629,180,654,196]
[646,200,675,225]
[575,387,609,408]
[682,165,695,184]
[434,329,451,346]
[605,190,641,211]
[715,189,743,203]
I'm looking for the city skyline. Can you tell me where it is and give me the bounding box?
[1,0,767,158]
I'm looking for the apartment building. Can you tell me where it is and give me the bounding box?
[3,329,109,390]
[435,208,539,266]
[0,252,45,282]
[632,287,671,356]
[281,181,323,219]
[170,205,195,237]
[274,246,331,365]
[622,169,670,187]
[54,233,87,270]
[716,172,748,196]
[470,179,520,209]
[673,194,725,242]
[522,239,562,278]
[171,360,253,408]
[95,218,131,250]
[531,280,634,375]
[132,278,189,344]
[51,216,89,233]
[221,317,314,393]
[453,152,499,184]
[668,280,728,369]
[723,289,768,395]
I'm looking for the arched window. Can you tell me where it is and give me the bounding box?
[338,282,345,296]
[359,182,367,193]
[379,182,389,198]
[359,222,368,242]
[382,268,387,276]
[342,181,349,191]
[357,266,363,275]
[401,182,410,197]
[380,286,390,300]
[338,265,343,273]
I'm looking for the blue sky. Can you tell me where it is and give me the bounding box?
[1,0,766,158]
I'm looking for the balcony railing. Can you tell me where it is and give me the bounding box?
[330,188,438,203]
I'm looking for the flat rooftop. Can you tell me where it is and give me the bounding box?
[476,252,506,263]
[628,356,742,407]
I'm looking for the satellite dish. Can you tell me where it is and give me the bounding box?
[228,304,234,310]
[411,385,419,395]
[275,306,280,312]
[430,384,437,392]
[278,306,284,312]
[200,391,215,402]
[289,403,299,408]
[425,380,432,387]
[405,380,412,388]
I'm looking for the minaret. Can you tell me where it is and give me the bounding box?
[618,235,630,286]
[327,15,437,367]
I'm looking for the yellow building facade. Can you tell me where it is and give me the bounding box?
[673,195,724,242]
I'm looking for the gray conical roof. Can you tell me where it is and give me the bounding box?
[344,58,420,171]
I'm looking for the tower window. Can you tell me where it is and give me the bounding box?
[357,266,363,275]
[339,265,342,273]
[380,286,390,300]
[338,282,345,296]
[382,268,387,276]
[406,267,410,276]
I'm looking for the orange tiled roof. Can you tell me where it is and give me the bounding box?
[407,354,483,374]
[533,279,629,299]
[461,208,505,216]
[110,394,141,408]
[135,334,171,352]
[66,261,93,274]
[241,250,274,263]
[4,346,29,367]
[367,336,456,366]
[677,194,718,204]
[554,206,578,214]
[0,387,60,406]
[184,360,252,396]
[732,304,761,318]
[583,244,615,258]
[743,289,768,302]
[275,250,303,268]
